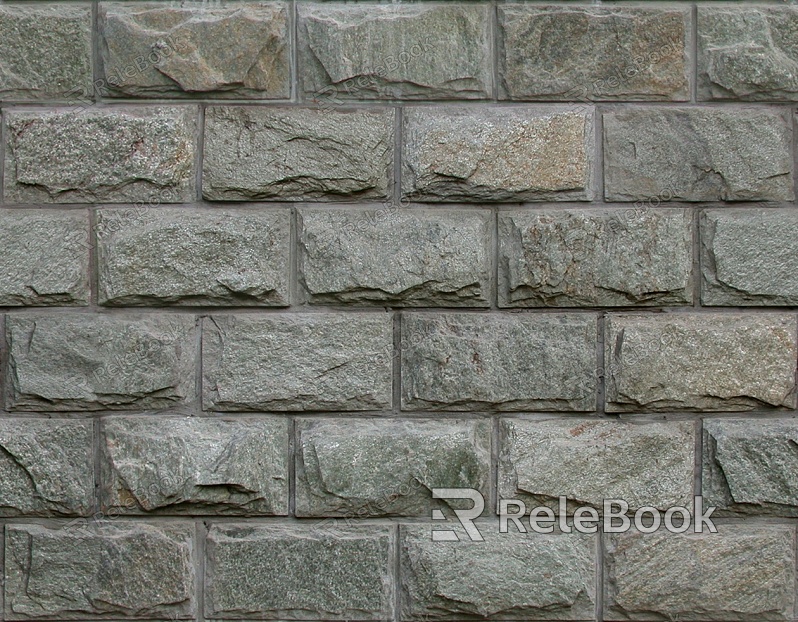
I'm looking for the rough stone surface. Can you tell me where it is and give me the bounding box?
[6,314,197,412]
[99,2,289,99]
[605,314,798,412]
[402,107,594,203]
[98,208,290,306]
[605,527,797,621]
[604,108,794,202]
[703,419,798,516]
[500,7,689,101]
[4,522,195,620]
[0,5,91,101]
[499,208,692,307]
[203,106,393,201]
[205,524,393,620]
[0,419,93,517]
[296,418,490,517]
[101,416,289,515]
[701,209,798,306]
[299,4,491,100]
[401,313,597,412]
[4,107,197,204]
[203,314,393,411]
[401,524,595,620]
[298,209,491,306]
[0,210,90,306]
[499,419,695,514]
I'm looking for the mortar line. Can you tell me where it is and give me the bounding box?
[792,106,798,203]
[491,207,499,310]
[88,207,99,307]
[0,102,5,205]
[290,0,298,104]
[597,312,605,416]
[196,104,206,204]
[393,107,403,207]
[392,311,401,414]
[93,416,102,519]
[393,523,401,622]
[689,3,698,104]
[288,416,297,517]
[290,206,301,308]
[490,414,500,516]
[0,314,7,413]
[692,207,701,308]
[195,315,204,415]
[694,417,703,501]
[594,105,604,203]
[596,532,605,622]
[196,519,207,622]
[491,0,499,102]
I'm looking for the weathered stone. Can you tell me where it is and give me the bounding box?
[203,314,393,411]
[0,210,89,306]
[604,108,794,202]
[401,524,595,620]
[0,5,91,101]
[205,524,393,620]
[401,313,597,412]
[99,2,289,99]
[298,208,491,306]
[101,416,288,515]
[299,4,491,100]
[98,208,290,306]
[605,527,797,621]
[499,419,694,514]
[4,107,196,204]
[0,419,92,517]
[5,522,195,620]
[703,419,798,516]
[203,106,393,201]
[296,418,490,517]
[403,107,594,202]
[701,209,798,306]
[605,314,798,412]
[500,6,689,101]
[7,314,197,411]
[499,208,692,307]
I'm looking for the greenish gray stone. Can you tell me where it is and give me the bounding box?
[0,210,89,306]
[203,106,393,201]
[299,4,491,100]
[604,108,794,202]
[401,524,595,620]
[298,209,491,306]
[7,314,197,412]
[0,5,91,101]
[97,208,290,306]
[605,527,797,621]
[205,524,393,620]
[0,419,92,517]
[605,314,798,412]
[401,313,597,412]
[500,6,689,101]
[703,419,798,516]
[101,416,288,515]
[203,314,393,411]
[296,418,490,517]
[5,522,195,620]
[499,208,692,307]
[99,2,289,99]
[701,209,798,306]
[403,107,594,202]
[4,107,197,204]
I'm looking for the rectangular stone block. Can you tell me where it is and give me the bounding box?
[99,2,289,99]
[401,524,595,620]
[499,208,692,307]
[604,107,794,202]
[6,314,197,412]
[299,4,491,100]
[401,313,597,412]
[0,419,93,517]
[5,522,195,620]
[203,106,393,201]
[499,6,689,101]
[0,4,92,101]
[298,208,491,306]
[605,527,797,621]
[101,416,288,515]
[605,314,798,412]
[203,314,393,411]
[402,107,594,202]
[205,524,393,620]
[296,418,490,517]
[4,107,197,204]
[98,207,290,306]
[0,210,89,306]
